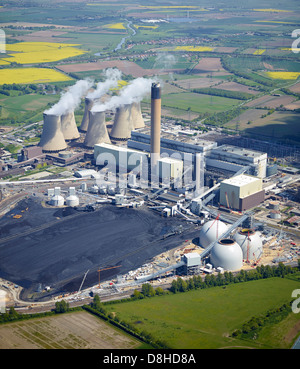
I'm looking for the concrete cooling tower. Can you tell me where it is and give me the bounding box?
[84,111,111,148]
[210,239,243,271]
[110,104,134,140]
[60,111,80,141]
[80,97,94,132]
[233,228,263,262]
[39,113,67,152]
[199,219,229,248]
[131,101,145,129]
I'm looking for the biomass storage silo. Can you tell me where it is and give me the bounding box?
[84,111,111,148]
[131,101,145,129]
[60,111,80,141]
[80,97,94,132]
[110,104,134,140]
[210,239,243,271]
[39,113,67,152]
[233,228,263,262]
[199,219,229,248]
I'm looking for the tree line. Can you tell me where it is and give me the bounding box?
[192,87,253,101]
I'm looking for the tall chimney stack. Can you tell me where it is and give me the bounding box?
[150,82,161,167]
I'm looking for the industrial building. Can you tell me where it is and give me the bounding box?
[219,174,265,211]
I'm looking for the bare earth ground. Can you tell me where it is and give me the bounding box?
[0,311,140,349]
[245,95,297,109]
[57,60,159,77]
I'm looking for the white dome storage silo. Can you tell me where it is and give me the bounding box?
[233,228,263,262]
[199,219,229,248]
[66,195,79,207]
[210,239,243,271]
[50,194,64,207]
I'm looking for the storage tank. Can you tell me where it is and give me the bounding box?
[50,194,64,207]
[39,113,67,152]
[199,219,229,248]
[60,111,80,141]
[269,210,281,220]
[66,195,79,207]
[233,228,263,261]
[210,239,243,271]
[269,201,280,210]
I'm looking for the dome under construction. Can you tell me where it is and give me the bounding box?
[233,228,263,262]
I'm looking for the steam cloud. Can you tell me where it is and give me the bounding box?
[44,78,94,116]
[91,76,157,113]
[87,68,122,99]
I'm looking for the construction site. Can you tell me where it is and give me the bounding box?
[0,74,299,309]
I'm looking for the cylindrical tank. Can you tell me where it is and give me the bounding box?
[84,111,111,148]
[199,219,228,248]
[269,201,280,210]
[60,111,80,141]
[50,194,64,207]
[210,239,243,271]
[39,113,67,152]
[233,228,263,261]
[269,210,281,220]
[66,195,79,207]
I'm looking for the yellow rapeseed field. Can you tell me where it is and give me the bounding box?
[0,68,73,84]
[253,8,292,12]
[266,72,300,80]
[2,42,86,64]
[103,23,126,30]
[175,46,214,52]
[253,49,265,55]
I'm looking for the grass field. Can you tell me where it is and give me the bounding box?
[105,277,300,349]
[0,311,142,349]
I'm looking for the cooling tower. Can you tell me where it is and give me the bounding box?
[84,111,111,148]
[80,97,94,132]
[150,82,161,166]
[131,101,145,129]
[60,111,80,141]
[38,113,67,152]
[110,104,134,140]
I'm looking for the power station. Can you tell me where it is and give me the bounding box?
[13,72,298,302]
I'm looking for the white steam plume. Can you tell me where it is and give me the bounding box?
[87,68,122,99]
[45,78,94,115]
[91,77,157,113]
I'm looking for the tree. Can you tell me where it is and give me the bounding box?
[54,300,69,314]
[141,283,155,297]
[91,294,101,310]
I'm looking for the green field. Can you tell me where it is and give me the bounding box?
[160,92,241,114]
[105,277,300,349]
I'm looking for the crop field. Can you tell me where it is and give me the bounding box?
[2,42,86,65]
[160,92,240,114]
[0,68,72,85]
[265,72,300,80]
[245,95,298,109]
[105,277,300,349]
[0,311,141,349]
